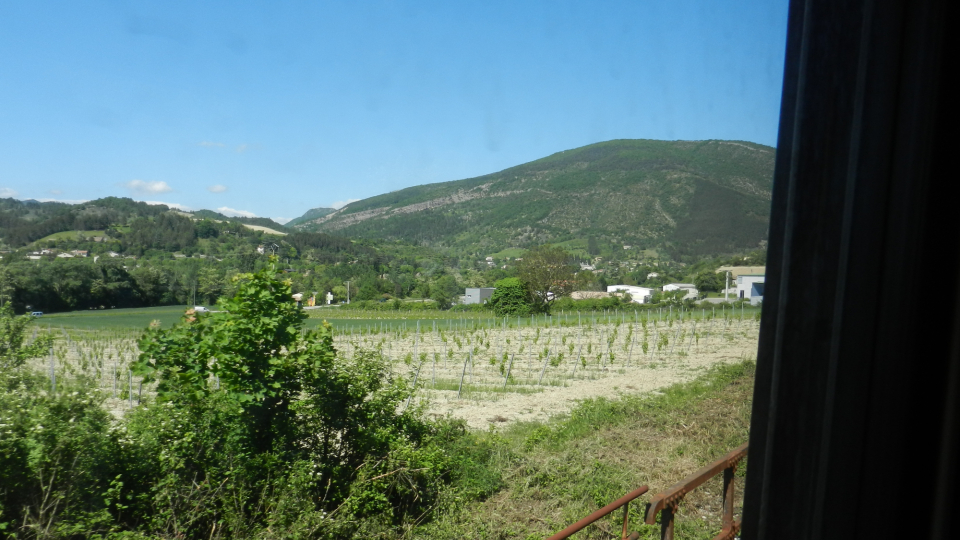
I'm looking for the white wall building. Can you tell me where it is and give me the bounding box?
[663,283,699,300]
[463,287,495,305]
[736,274,765,305]
[606,285,654,303]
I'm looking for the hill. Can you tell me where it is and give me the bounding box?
[188,209,289,233]
[0,198,292,249]
[292,139,774,259]
[286,207,336,228]
[0,197,168,247]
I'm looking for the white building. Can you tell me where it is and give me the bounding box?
[663,283,699,300]
[736,274,765,305]
[606,285,654,303]
[463,287,495,305]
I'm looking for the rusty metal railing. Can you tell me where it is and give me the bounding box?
[545,485,649,540]
[545,442,747,540]
[644,442,748,540]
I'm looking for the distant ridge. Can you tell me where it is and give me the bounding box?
[188,209,289,232]
[286,207,336,228]
[292,139,774,258]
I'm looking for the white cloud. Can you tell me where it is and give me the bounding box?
[207,184,228,193]
[123,179,173,194]
[198,141,225,148]
[48,189,62,195]
[330,198,360,209]
[217,206,257,218]
[235,144,251,153]
[0,187,17,198]
[143,200,192,211]
[272,217,293,225]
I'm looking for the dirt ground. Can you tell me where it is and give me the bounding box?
[414,322,760,429]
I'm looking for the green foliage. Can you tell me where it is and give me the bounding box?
[488,277,531,317]
[0,304,53,369]
[693,270,723,292]
[516,245,576,314]
[0,256,494,538]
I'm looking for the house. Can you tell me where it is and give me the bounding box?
[663,283,699,300]
[71,250,88,257]
[56,252,74,258]
[463,287,495,305]
[647,272,660,279]
[606,285,654,303]
[715,266,766,280]
[736,274,765,305]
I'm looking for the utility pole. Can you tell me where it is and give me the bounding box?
[345,280,351,304]
[725,271,730,302]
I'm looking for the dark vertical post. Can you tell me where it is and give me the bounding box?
[660,505,675,540]
[621,501,630,540]
[722,465,736,529]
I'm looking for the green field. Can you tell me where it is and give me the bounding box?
[32,230,108,244]
[37,304,760,335]
[34,305,191,330]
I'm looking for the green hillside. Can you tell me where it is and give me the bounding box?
[188,209,289,232]
[286,206,336,227]
[292,139,775,258]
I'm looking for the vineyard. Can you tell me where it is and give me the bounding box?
[330,308,761,427]
[24,306,761,426]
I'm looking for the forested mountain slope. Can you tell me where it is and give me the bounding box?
[292,139,775,258]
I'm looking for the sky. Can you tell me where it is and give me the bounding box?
[0,1,790,224]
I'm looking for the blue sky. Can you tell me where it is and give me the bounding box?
[0,1,789,223]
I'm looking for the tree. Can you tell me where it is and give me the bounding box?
[431,274,459,309]
[133,257,432,525]
[0,304,53,369]
[516,245,576,313]
[488,277,531,316]
[131,266,168,305]
[587,236,600,256]
[197,266,224,304]
[694,270,723,292]
[0,265,15,308]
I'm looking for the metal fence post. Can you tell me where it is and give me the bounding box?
[660,505,675,540]
[722,464,737,529]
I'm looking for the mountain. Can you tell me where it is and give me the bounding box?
[188,210,289,232]
[285,207,336,228]
[291,139,775,258]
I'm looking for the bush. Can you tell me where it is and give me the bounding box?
[0,367,124,538]
[0,258,484,539]
[488,278,531,317]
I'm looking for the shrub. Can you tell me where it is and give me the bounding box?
[488,278,531,317]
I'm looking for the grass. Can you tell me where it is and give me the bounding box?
[31,230,108,244]
[488,247,526,259]
[34,305,190,330]
[413,360,755,540]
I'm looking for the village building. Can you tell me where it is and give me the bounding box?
[663,283,699,300]
[736,274,765,305]
[463,287,495,305]
[606,284,654,303]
